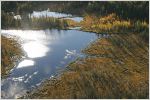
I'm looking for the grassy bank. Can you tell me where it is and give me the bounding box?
[23,32,148,99]
[1,36,23,78]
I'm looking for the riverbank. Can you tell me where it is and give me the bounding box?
[23,32,148,98]
[80,13,148,41]
[1,36,23,78]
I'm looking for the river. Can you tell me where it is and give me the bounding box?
[1,11,98,99]
[1,29,99,98]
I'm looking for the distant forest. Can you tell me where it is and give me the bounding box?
[1,1,149,22]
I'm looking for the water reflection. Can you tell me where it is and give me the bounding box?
[23,42,49,58]
[1,29,98,98]
[1,81,26,99]
[30,10,72,18]
[64,49,77,59]
[30,10,83,22]
[17,60,34,68]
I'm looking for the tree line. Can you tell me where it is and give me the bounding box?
[1,1,149,29]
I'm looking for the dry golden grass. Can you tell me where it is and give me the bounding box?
[1,36,23,78]
[64,19,79,27]
[80,13,132,33]
[80,13,148,37]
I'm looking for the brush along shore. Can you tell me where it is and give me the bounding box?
[1,36,23,78]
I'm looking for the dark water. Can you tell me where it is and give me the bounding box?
[1,29,98,98]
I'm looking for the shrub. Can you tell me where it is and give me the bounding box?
[81,13,133,33]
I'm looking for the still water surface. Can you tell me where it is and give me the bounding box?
[30,10,83,22]
[1,29,98,98]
